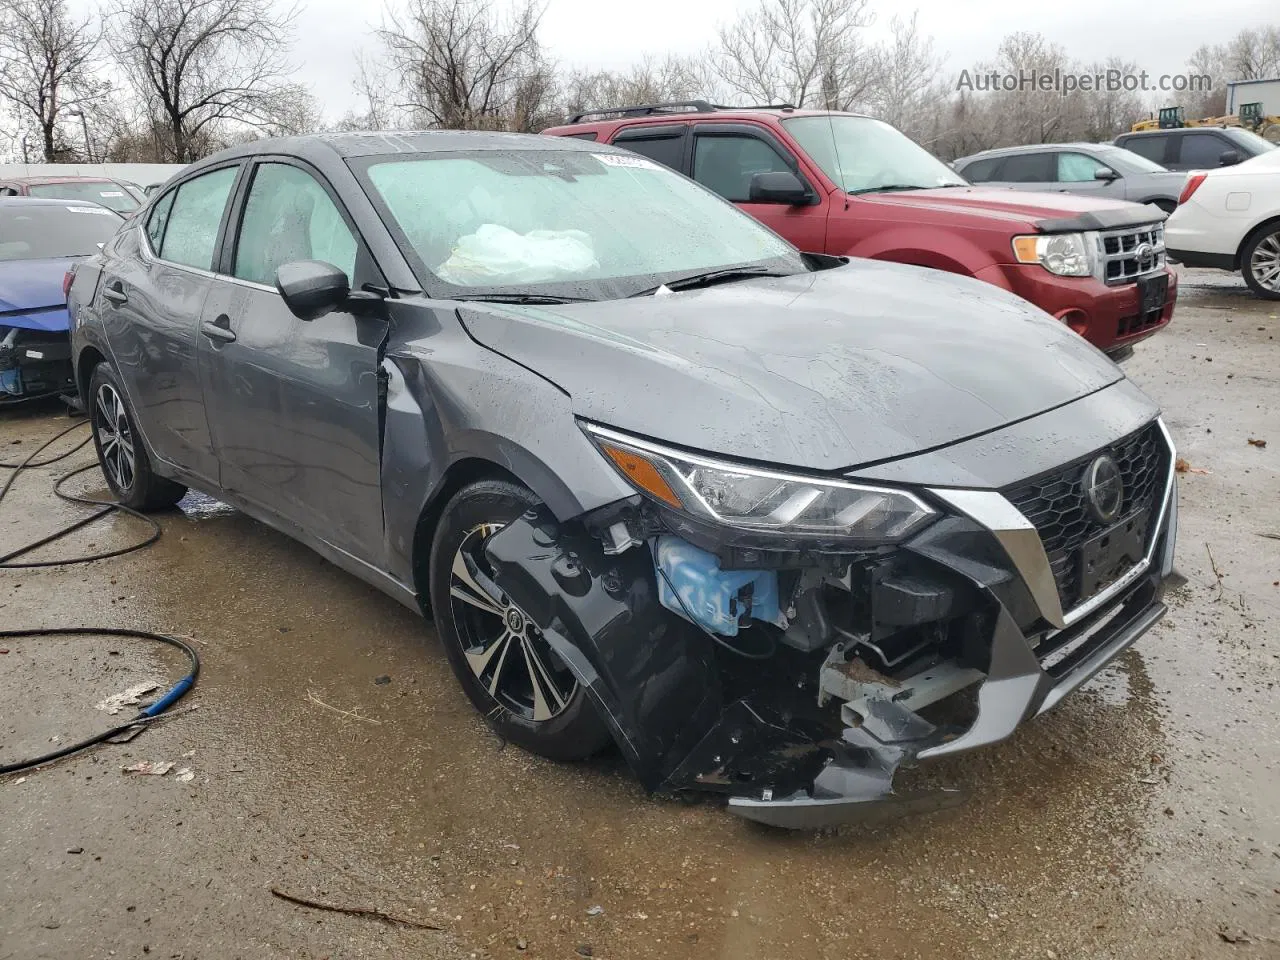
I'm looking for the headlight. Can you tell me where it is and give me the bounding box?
[585,425,937,544]
[1012,232,1093,277]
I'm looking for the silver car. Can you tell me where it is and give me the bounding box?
[955,143,1186,213]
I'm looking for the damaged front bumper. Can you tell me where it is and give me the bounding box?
[482,421,1179,829]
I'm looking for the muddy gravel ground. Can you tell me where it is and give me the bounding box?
[1,268,1277,960]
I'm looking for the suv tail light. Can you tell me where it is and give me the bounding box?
[62,266,77,300]
[1178,173,1208,206]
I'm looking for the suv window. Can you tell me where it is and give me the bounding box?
[611,127,686,171]
[959,157,1001,182]
[1057,152,1103,182]
[147,189,176,251]
[233,163,357,286]
[1179,131,1231,168]
[1122,134,1168,164]
[159,167,237,270]
[693,134,792,202]
[998,153,1054,183]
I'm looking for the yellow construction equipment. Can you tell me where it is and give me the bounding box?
[1131,103,1280,142]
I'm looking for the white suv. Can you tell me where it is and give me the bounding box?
[1165,149,1280,299]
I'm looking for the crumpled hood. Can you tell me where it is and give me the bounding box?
[863,186,1162,230]
[0,258,74,332]
[457,260,1125,471]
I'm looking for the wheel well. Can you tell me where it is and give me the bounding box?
[76,346,107,408]
[410,457,523,618]
[1238,215,1280,264]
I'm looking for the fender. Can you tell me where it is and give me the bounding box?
[377,302,635,591]
[837,227,1001,283]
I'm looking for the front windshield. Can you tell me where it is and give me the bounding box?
[0,204,122,261]
[1100,147,1168,174]
[1227,127,1279,153]
[783,115,968,194]
[28,180,142,213]
[360,149,804,299]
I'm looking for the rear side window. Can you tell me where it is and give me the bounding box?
[998,153,1054,182]
[1122,135,1168,164]
[560,132,599,141]
[692,134,793,202]
[611,128,685,171]
[959,157,1001,182]
[233,162,357,285]
[147,190,176,252]
[1178,132,1231,168]
[159,167,237,270]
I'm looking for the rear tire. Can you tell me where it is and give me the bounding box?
[88,363,187,511]
[428,479,611,761]
[1241,224,1280,300]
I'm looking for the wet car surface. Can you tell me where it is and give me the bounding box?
[1,269,1277,958]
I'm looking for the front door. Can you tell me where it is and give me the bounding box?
[94,164,241,484]
[688,126,829,254]
[198,159,390,563]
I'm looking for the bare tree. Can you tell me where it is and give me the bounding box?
[711,0,877,109]
[1223,25,1280,81]
[869,12,944,137]
[561,55,707,120]
[1077,57,1147,141]
[0,0,103,161]
[333,51,398,132]
[107,0,301,162]
[376,0,554,131]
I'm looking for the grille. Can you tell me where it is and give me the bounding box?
[1098,222,1165,285]
[1003,423,1169,613]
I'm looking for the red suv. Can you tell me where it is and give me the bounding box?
[544,102,1176,358]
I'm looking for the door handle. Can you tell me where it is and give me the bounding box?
[200,314,236,344]
[102,282,127,305]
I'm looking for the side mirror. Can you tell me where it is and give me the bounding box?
[748,170,810,205]
[276,260,350,321]
[1218,149,1242,166]
[1094,166,1119,181]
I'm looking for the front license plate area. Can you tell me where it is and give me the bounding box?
[1138,273,1168,315]
[1078,510,1149,600]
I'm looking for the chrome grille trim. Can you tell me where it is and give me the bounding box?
[1095,222,1166,286]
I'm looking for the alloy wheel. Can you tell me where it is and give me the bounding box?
[94,383,135,492]
[449,523,578,722]
[1250,230,1280,292]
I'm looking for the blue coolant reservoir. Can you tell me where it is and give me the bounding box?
[654,536,783,637]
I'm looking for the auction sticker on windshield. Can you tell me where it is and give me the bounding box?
[66,206,117,215]
[596,154,660,170]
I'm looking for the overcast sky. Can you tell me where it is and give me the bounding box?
[283,0,1277,118]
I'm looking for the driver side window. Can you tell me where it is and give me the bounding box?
[233,162,357,286]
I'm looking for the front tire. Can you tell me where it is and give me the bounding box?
[1241,224,1280,300]
[88,363,186,511]
[428,479,611,761]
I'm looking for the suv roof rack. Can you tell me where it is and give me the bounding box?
[567,100,798,124]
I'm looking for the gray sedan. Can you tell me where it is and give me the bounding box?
[67,132,1178,828]
[955,143,1187,212]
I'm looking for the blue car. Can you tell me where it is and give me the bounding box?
[1,198,124,399]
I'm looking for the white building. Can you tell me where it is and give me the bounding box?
[1225,77,1280,115]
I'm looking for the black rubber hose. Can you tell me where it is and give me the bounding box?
[0,420,161,568]
[0,627,201,776]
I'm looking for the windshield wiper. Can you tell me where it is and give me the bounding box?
[452,293,595,304]
[849,183,965,195]
[630,266,792,297]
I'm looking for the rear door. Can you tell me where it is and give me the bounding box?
[94,164,241,484]
[1120,134,1173,168]
[609,124,689,174]
[197,157,389,562]
[688,123,829,253]
[988,152,1055,191]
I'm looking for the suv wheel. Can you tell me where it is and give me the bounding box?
[428,479,611,760]
[1241,223,1280,300]
[88,363,187,510]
